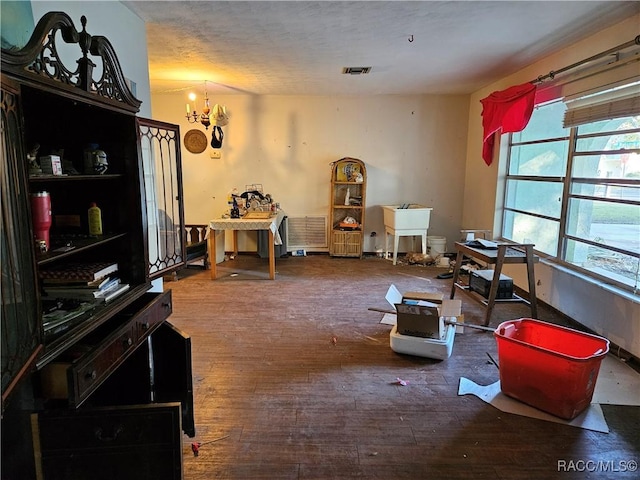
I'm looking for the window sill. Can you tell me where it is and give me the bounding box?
[539,257,640,304]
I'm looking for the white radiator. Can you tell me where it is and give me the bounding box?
[286,215,328,248]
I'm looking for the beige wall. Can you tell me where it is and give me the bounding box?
[152,93,469,252]
[463,14,640,358]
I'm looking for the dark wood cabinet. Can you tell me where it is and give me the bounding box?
[1,12,193,479]
[32,403,183,480]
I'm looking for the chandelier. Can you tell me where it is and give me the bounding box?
[185,82,211,129]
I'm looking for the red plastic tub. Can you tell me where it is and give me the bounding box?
[494,318,609,420]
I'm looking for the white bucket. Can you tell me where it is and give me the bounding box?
[427,236,447,256]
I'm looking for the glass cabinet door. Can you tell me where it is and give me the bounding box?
[137,118,185,279]
[1,80,42,406]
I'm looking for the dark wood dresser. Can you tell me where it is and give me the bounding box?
[1,11,194,479]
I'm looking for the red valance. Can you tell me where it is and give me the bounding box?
[480,82,537,166]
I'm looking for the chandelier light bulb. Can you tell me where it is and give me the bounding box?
[185,82,214,130]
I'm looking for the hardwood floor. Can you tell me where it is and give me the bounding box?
[167,254,640,480]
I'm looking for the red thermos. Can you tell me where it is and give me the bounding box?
[31,191,52,251]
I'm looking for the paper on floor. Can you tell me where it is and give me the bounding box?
[592,355,640,406]
[457,377,609,433]
[380,313,396,325]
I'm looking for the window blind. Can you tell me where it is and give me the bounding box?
[563,81,640,127]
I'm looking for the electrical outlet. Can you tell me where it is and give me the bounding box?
[210,150,221,159]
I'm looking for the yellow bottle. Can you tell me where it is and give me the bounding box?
[88,202,103,235]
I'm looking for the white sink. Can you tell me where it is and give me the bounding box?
[381,205,434,265]
[382,205,432,230]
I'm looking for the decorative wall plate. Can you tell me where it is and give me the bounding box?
[184,129,208,154]
[336,160,361,182]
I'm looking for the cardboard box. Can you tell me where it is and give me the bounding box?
[385,285,464,338]
[395,302,443,339]
[40,155,63,175]
[441,299,464,334]
[403,291,443,303]
[469,270,513,299]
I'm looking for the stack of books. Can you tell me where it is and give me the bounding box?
[42,300,96,337]
[40,262,130,304]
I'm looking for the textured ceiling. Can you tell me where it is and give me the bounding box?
[122,1,640,96]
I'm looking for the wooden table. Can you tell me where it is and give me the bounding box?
[450,241,538,326]
[208,211,285,280]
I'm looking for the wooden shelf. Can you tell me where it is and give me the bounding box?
[29,174,125,182]
[453,282,531,305]
[329,158,367,258]
[37,233,127,265]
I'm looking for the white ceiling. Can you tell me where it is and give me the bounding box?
[122,1,640,96]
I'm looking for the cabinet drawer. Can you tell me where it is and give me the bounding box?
[40,292,173,407]
[32,403,183,480]
[70,291,172,406]
[73,324,137,404]
[134,290,173,341]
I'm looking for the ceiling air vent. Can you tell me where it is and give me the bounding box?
[342,67,371,75]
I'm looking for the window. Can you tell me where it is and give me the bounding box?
[502,100,640,292]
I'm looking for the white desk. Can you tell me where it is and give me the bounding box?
[208,211,285,280]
